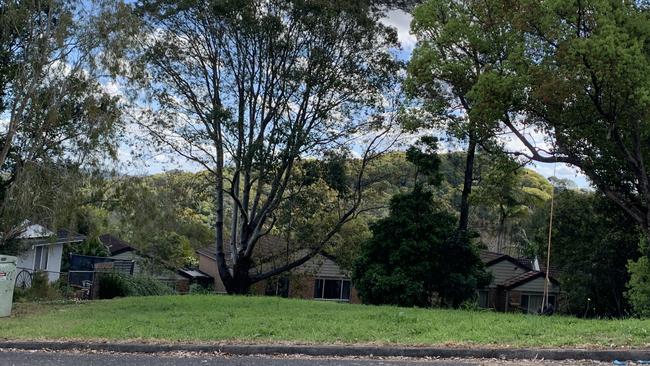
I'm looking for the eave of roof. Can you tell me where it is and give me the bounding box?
[109,247,135,256]
[26,229,85,246]
[196,247,216,260]
[499,270,560,290]
[99,234,136,256]
[483,253,533,272]
[178,268,213,279]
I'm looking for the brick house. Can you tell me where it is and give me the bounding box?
[197,235,360,303]
[478,250,561,313]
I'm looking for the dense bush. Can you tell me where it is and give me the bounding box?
[352,187,489,308]
[527,190,641,317]
[627,239,650,317]
[189,283,213,295]
[96,273,175,299]
[12,271,63,302]
[96,272,130,299]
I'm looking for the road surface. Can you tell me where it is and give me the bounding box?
[0,350,615,366]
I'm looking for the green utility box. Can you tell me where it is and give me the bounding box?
[0,255,17,317]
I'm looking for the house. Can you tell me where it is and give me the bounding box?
[478,250,561,313]
[98,233,189,292]
[176,268,213,288]
[99,234,141,273]
[197,235,360,303]
[14,223,85,283]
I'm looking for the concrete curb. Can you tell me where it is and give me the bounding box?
[1,341,649,361]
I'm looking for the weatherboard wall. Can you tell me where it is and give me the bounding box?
[486,260,528,287]
[510,276,560,294]
[15,243,63,283]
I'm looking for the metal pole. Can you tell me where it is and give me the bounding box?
[543,160,558,310]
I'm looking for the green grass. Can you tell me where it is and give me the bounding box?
[1,295,649,348]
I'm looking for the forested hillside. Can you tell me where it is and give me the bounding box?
[68,152,552,267]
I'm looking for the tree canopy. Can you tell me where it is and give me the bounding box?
[0,0,122,245]
[525,189,640,317]
[449,0,650,243]
[117,0,402,293]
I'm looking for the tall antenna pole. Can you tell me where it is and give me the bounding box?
[543,158,557,310]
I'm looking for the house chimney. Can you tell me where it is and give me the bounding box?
[533,256,541,271]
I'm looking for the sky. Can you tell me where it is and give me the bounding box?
[119,9,590,189]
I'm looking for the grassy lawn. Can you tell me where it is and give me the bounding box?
[1,295,649,348]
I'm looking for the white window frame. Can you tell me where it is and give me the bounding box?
[34,245,49,271]
[314,278,351,301]
[521,293,556,314]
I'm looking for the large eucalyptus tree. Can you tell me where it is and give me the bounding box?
[126,0,401,293]
[0,0,122,244]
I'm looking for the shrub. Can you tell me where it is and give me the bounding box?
[127,275,175,296]
[96,272,175,299]
[12,271,63,302]
[627,255,650,317]
[189,283,213,295]
[96,272,130,299]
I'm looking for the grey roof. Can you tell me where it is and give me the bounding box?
[99,234,135,256]
[27,229,85,245]
[177,268,212,279]
[479,250,506,265]
[480,249,561,288]
[500,270,561,290]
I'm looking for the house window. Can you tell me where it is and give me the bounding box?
[521,294,556,314]
[314,279,351,301]
[478,290,489,308]
[34,245,49,271]
[265,276,289,298]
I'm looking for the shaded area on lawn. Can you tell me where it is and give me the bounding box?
[1,295,649,348]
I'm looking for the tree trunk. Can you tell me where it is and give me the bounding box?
[227,257,253,295]
[458,133,477,233]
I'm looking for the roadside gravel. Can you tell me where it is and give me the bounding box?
[0,349,626,366]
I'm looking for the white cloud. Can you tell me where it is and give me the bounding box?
[496,128,590,188]
[0,116,8,132]
[381,10,416,51]
[531,162,590,188]
[102,80,122,98]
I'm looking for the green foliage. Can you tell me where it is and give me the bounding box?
[74,171,214,266]
[96,273,175,299]
[405,136,442,186]
[125,276,175,297]
[405,0,519,234]
[353,187,489,307]
[153,231,194,267]
[114,0,403,293]
[525,190,640,317]
[455,0,650,240]
[13,272,63,302]
[627,254,650,318]
[96,273,129,299]
[189,283,214,295]
[471,155,552,253]
[0,0,122,247]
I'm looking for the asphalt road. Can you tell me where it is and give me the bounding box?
[0,351,612,366]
